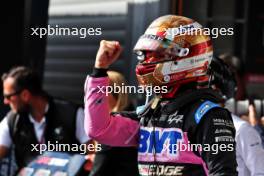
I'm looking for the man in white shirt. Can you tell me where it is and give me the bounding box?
[232,114,264,176]
[0,66,90,170]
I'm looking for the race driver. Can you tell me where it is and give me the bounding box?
[84,15,238,176]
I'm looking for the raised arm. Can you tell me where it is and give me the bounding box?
[84,40,139,147]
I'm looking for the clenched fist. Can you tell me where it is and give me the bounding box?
[95,40,122,69]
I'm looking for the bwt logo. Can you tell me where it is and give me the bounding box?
[139,128,183,155]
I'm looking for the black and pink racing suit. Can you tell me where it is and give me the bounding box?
[84,69,238,176]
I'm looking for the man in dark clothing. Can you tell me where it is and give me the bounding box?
[0,66,90,171]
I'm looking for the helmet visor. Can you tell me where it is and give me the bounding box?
[133,34,189,57]
[133,34,169,52]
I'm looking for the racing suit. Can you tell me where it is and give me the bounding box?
[84,69,238,176]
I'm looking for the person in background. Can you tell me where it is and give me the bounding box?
[219,54,264,147]
[218,53,246,100]
[240,104,264,147]
[232,109,264,176]
[0,66,90,172]
[89,70,139,176]
[211,56,264,176]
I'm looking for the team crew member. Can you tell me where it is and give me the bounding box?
[85,15,238,175]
